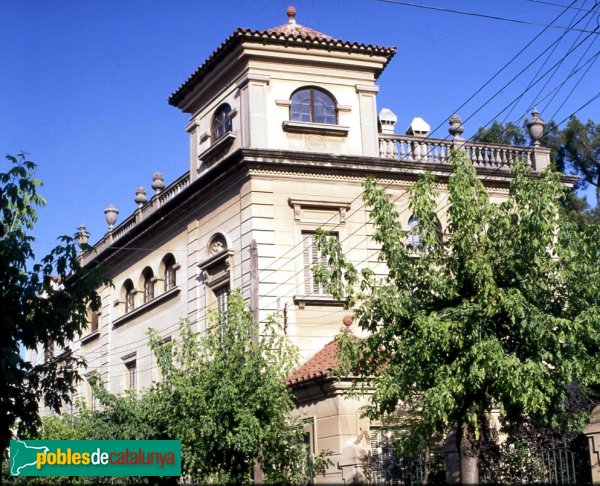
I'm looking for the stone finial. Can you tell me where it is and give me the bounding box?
[378,108,397,135]
[449,114,464,140]
[134,186,148,207]
[527,108,545,147]
[104,204,119,231]
[76,223,89,248]
[151,172,165,194]
[342,315,353,332]
[287,5,297,23]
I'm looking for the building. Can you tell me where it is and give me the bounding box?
[34,7,557,483]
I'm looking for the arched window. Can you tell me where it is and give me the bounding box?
[142,267,154,303]
[290,87,337,125]
[123,279,135,313]
[212,104,232,141]
[163,254,177,292]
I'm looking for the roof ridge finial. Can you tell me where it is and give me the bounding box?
[287,5,297,24]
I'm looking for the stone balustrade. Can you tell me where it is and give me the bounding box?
[378,134,533,169]
[80,173,191,265]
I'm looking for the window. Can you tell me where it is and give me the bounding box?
[123,279,135,313]
[88,301,99,333]
[407,215,422,252]
[302,231,337,296]
[142,267,154,303]
[125,360,137,391]
[290,88,337,125]
[212,104,232,140]
[407,215,443,254]
[163,254,177,291]
[215,285,230,319]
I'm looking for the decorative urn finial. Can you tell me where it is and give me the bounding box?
[151,172,165,194]
[134,186,148,207]
[76,223,89,248]
[449,114,464,140]
[287,5,297,23]
[527,108,545,147]
[342,315,353,333]
[104,204,119,231]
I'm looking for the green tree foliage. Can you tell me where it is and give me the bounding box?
[315,150,600,482]
[33,292,318,485]
[474,117,600,225]
[0,154,107,469]
[146,293,306,484]
[561,116,600,206]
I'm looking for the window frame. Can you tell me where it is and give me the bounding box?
[290,87,338,125]
[211,103,233,141]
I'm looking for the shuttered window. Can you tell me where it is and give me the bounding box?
[302,232,337,296]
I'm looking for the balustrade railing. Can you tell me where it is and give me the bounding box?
[379,134,533,169]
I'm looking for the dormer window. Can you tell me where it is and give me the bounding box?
[212,104,232,141]
[290,87,337,125]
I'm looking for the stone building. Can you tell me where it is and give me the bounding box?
[33,7,558,483]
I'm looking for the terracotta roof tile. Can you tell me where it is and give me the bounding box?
[286,339,341,386]
[168,25,396,108]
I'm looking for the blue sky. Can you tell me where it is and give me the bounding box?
[2,0,599,260]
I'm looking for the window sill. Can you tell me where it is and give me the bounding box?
[113,286,181,328]
[81,331,100,346]
[293,295,346,309]
[282,121,349,137]
[198,132,236,165]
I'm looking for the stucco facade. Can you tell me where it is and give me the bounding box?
[30,8,560,483]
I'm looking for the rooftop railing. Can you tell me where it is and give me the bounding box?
[378,134,533,169]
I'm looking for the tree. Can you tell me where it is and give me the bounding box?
[0,154,107,471]
[561,116,600,206]
[146,292,307,484]
[475,117,600,225]
[315,150,600,482]
[42,292,321,484]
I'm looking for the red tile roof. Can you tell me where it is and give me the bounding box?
[286,339,341,386]
[168,26,396,108]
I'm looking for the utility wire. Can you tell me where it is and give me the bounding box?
[375,0,599,33]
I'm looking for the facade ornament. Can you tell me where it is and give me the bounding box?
[104,204,119,231]
[527,108,545,147]
[151,172,165,194]
[287,5,296,23]
[76,223,89,248]
[448,114,464,140]
[208,234,227,256]
[134,186,148,207]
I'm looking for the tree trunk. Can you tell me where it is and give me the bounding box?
[458,422,479,485]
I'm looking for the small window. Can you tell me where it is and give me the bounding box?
[142,267,155,303]
[123,279,136,313]
[302,231,337,296]
[163,254,177,292]
[125,360,137,391]
[290,88,337,125]
[212,104,232,141]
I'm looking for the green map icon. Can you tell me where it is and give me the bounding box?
[10,440,49,476]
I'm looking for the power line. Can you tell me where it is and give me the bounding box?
[526,0,599,13]
[374,0,599,33]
